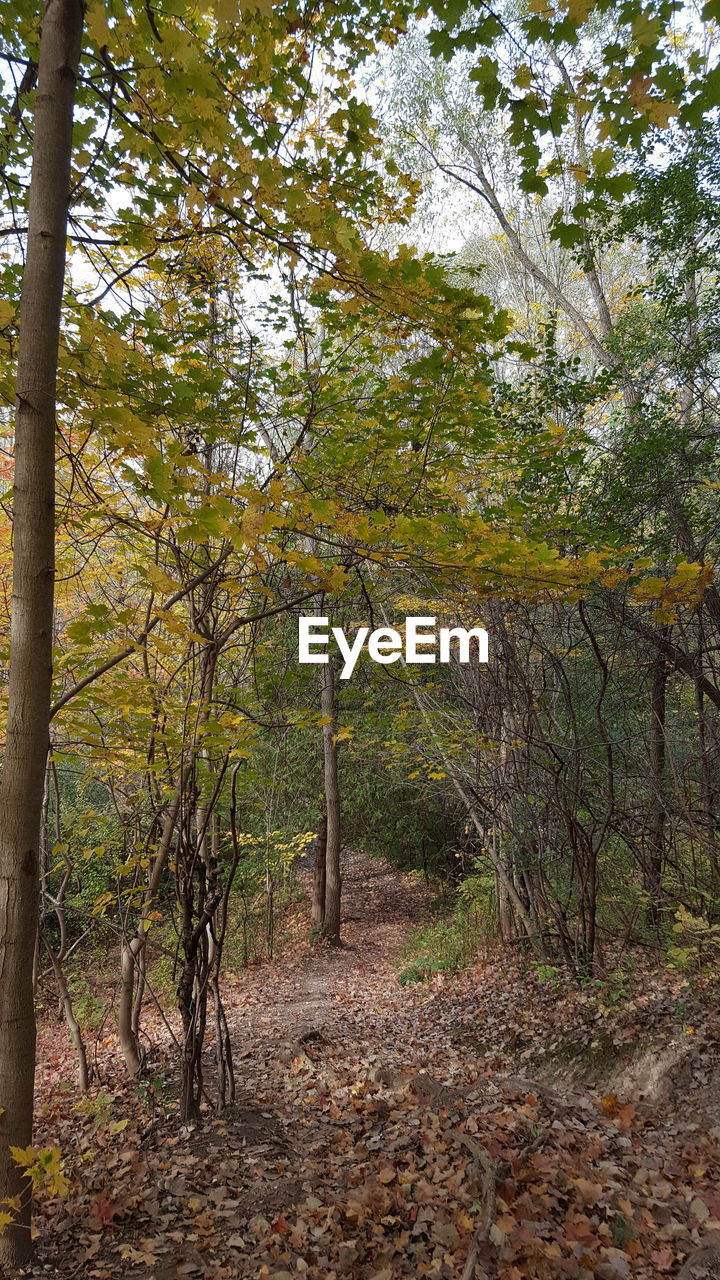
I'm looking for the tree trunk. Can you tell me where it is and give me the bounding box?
[493,827,513,942]
[46,947,89,1093]
[118,786,182,1076]
[311,815,327,934]
[321,663,342,943]
[646,646,668,929]
[695,656,720,890]
[495,707,517,940]
[0,0,83,1264]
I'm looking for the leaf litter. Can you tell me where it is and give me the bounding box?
[22,852,720,1278]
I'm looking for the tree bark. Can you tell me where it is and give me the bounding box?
[311,815,327,934]
[695,667,720,888]
[118,788,182,1074]
[321,663,342,943]
[46,948,89,1093]
[495,706,517,940]
[0,0,83,1264]
[646,645,668,929]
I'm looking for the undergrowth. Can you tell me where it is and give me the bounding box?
[397,864,497,985]
[398,904,481,985]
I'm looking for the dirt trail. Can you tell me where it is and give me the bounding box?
[28,852,720,1279]
[225,848,430,1058]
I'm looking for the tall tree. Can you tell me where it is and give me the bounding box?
[0,0,84,1265]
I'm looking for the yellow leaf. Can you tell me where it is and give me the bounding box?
[145,563,181,594]
[644,98,678,128]
[10,1146,35,1169]
[566,0,596,17]
[86,1,111,45]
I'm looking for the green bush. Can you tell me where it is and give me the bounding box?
[667,904,720,971]
[398,907,478,985]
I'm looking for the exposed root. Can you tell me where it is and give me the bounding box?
[455,1131,498,1280]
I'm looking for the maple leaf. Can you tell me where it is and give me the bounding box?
[88,1193,118,1227]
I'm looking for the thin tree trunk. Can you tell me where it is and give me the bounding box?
[494,828,513,942]
[585,836,598,971]
[646,647,668,929]
[0,1,83,1264]
[118,786,183,1076]
[311,815,327,934]
[395,634,542,952]
[696,671,720,889]
[496,707,517,940]
[321,663,342,944]
[46,946,89,1093]
[33,769,51,995]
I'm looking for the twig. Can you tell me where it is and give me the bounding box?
[454,1131,498,1280]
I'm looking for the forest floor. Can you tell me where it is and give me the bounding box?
[23,851,720,1280]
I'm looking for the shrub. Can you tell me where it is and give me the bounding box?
[398,908,478,985]
[667,904,720,970]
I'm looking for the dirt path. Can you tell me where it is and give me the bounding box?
[28,852,720,1280]
[224,848,430,1060]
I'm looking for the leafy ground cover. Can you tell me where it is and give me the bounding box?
[24,854,720,1279]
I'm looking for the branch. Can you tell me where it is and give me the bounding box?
[0,58,38,175]
[50,549,318,719]
[429,129,615,368]
[604,592,720,710]
[50,549,231,718]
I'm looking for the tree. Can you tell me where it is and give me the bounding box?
[3,0,720,1260]
[0,0,417,1247]
[0,0,84,1265]
[321,660,342,943]
[311,815,328,934]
